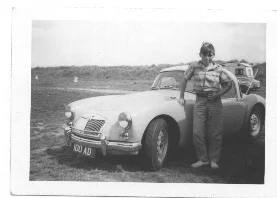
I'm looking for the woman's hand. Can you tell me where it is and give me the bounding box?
[178,98,186,106]
[207,91,219,101]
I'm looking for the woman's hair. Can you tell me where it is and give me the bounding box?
[200,42,215,56]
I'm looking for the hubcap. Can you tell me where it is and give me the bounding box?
[250,113,261,137]
[156,128,168,163]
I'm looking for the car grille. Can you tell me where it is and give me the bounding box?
[84,119,106,132]
[72,127,102,138]
[72,116,107,140]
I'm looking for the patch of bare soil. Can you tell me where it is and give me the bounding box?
[49,87,135,94]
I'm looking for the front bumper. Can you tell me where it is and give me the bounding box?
[64,127,142,156]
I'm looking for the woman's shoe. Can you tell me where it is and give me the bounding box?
[191,160,209,168]
[210,161,219,169]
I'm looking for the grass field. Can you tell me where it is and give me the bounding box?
[30,78,265,183]
[32,77,153,92]
[31,62,266,93]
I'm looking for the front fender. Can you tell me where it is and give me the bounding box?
[130,101,187,143]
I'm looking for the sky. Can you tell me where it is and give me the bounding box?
[32,21,266,67]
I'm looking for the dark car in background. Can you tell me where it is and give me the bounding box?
[222,63,260,92]
[238,77,260,94]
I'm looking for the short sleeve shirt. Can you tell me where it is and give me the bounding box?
[184,61,232,92]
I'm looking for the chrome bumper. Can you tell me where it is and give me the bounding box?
[64,127,142,156]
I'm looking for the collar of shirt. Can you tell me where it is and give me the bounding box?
[198,61,219,71]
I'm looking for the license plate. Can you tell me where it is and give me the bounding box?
[73,143,96,158]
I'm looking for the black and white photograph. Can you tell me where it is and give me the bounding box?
[9,7,277,198]
[30,21,266,181]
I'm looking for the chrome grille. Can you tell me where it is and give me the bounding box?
[72,127,101,138]
[84,119,106,132]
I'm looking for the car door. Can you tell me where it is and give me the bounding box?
[222,81,246,134]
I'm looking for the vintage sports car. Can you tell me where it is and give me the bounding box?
[63,65,265,170]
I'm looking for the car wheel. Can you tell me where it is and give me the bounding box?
[247,106,264,140]
[143,118,169,171]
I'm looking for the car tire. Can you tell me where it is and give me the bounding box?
[143,118,169,171]
[246,106,264,141]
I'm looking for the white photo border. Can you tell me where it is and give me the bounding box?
[11,7,277,197]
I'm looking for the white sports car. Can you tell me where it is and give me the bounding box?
[63,65,265,170]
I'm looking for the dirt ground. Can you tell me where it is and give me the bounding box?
[30,81,265,183]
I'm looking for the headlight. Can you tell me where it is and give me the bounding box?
[65,106,74,120]
[118,112,132,130]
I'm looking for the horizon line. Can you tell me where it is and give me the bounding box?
[31,60,266,68]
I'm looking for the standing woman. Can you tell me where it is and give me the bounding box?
[178,42,232,169]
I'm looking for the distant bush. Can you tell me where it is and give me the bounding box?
[32,61,266,82]
[253,62,266,86]
[226,59,239,63]
[240,59,249,63]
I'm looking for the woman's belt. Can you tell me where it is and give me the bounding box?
[195,92,209,98]
[195,90,217,98]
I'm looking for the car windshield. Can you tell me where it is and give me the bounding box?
[151,71,194,92]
